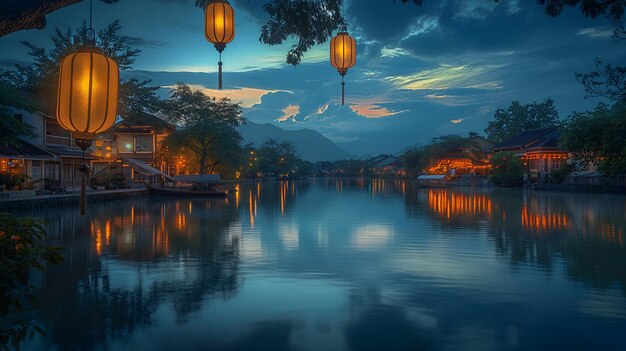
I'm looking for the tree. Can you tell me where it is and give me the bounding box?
[489,151,524,187]
[3,21,160,119]
[257,139,300,176]
[162,83,245,175]
[561,101,626,176]
[5,1,624,64]
[485,98,560,144]
[403,147,427,176]
[576,59,626,101]
[0,213,63,350]
[0,80,37,146]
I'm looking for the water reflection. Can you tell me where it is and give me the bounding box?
[13,180,626,350]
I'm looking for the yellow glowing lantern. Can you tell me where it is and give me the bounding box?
[330,31,356,105]
[57,46,119,215]
[57,47,119,143]
[205,0,235,89]
[95,140,104,148]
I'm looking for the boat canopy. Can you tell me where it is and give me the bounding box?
[417,175,447,180]
[174,174,221,184]
[123,158,175,181]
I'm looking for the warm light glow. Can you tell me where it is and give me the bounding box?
[330,32,356,74]
[521,205,569,231]
[428,159,491,175]
[57,47,119,137]
[204,0,235,49]
[428,190,492,221]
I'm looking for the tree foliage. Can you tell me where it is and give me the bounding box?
[489,151,524,187]
[257,139,300,175]
[0,213,63,350]
[2,21,159,119]
[0,80,37,146]
[561,101,626,176]
[162,83,245,175]
[485,98,560,144]
[576,59,626,101]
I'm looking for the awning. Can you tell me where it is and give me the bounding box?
[123,158,175,181]
[45,146,98,160]
[0,139,55,160]
[174,174,221,184]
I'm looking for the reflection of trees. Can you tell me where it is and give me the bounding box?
[28,197,241,349]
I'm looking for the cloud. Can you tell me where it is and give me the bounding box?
[277,105,300,122]
[125,36,169,48]
[350,103,408,119]
[168,84,288,108]
[577,27,614,39]
[384,65,503,91]
[450,118,465,124]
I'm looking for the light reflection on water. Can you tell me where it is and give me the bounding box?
[15,180,626,351]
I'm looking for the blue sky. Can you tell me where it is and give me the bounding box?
[1,0,624,155]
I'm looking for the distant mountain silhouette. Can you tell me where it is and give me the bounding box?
[240,121,353,162]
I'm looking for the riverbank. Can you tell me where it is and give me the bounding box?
[0,188,148,211]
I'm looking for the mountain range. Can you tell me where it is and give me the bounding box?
[240,121,354,162]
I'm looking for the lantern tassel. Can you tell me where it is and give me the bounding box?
[75,139,93,216]
[341,75,345,105]
[218,52,223,90]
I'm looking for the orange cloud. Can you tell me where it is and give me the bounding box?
[277,104,300,122]
[350,103,407,119]
[168,84,288,108]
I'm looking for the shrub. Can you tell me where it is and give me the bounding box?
[489,152,524,187]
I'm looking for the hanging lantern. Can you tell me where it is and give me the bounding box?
[57,46,119,142]
[205,0,235,89]
[56,46,119,215]
[330,32,356,105]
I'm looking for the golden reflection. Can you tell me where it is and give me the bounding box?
[235,184,240,208]
[176,212,186,230]
[427,190,492,220]
[249,189,256,227]
[521,205,569,231]
[598,223,624,245]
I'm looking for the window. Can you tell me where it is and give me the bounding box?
[117,134,153,154]
[135,135,153,153]
[32,160,42,180]
[118,135,135,153]
[45,118,71,146]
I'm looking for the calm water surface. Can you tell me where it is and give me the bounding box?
[16,180,626,350]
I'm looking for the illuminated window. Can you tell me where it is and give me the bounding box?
[117,134,153,154]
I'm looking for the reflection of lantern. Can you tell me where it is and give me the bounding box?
[205,0,235,90]
[330,32,356,105]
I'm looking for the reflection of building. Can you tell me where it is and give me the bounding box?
[521,204,569,231]
[427,190,492,220]
[493,126,568,174]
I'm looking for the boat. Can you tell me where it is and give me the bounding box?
[416,175,450,188]
[146,183,228,197]
[147,174,229,197]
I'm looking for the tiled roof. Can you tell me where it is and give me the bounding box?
[0,139,55,160]
[494,126,560,151]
